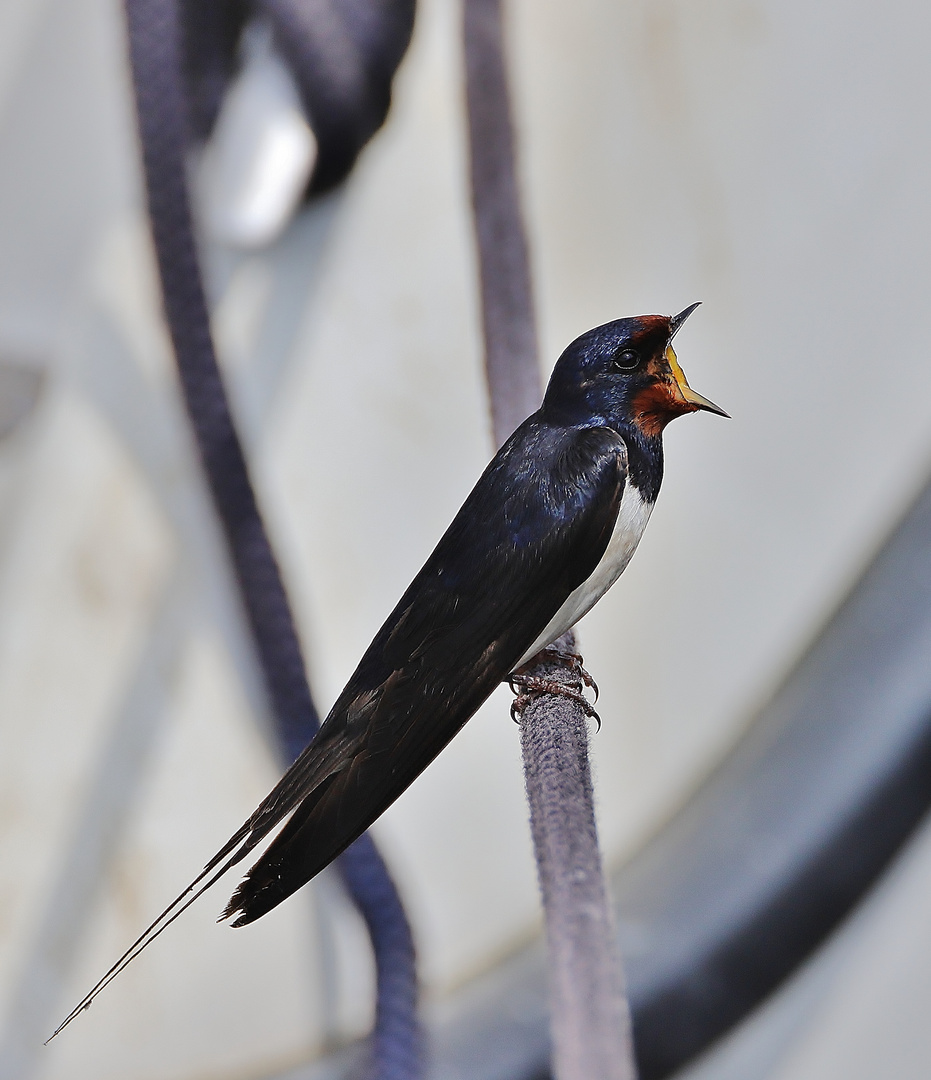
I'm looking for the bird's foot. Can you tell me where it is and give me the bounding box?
[538,644,599,702]
[508,673,601,730]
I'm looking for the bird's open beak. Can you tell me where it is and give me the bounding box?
[669,302,702,338]
[665,342,730,418]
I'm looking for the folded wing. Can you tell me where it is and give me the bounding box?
[50,420,626,1037]
[225,420,628,922]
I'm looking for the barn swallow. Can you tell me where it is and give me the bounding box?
[52,304,725,1035]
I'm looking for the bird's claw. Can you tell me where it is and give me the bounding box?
[539,645,600,702]
[510,690,534,722]
[508,672,601,731]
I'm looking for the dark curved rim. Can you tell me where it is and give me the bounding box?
[617,465,931,1077]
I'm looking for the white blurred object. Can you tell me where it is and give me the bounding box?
[198,23,317,249]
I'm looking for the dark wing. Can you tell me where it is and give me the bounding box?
[223,420,627,923]
[50,421,625,1037]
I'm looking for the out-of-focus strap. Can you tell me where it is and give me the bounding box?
[123,1,421,1075]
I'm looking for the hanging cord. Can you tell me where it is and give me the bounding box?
[123,2,421,1076]
[462,0,538,444]
[462,1,637,1077]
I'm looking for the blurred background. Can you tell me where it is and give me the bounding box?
[1,0,931,1078]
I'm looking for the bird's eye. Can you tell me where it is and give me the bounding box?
[613,348,640,371]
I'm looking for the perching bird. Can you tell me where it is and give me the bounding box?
[52,304,725,1034]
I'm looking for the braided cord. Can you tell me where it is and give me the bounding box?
[123,1,420,1074]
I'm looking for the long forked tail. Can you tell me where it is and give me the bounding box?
[47,818,259,1042]
[47,718,348,1040]
[48,712,352,1040]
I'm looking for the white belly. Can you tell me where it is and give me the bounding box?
[516,484,654,666]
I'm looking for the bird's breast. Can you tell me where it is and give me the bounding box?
[516,484,654,667]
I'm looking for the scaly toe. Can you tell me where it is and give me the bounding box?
[507,672,601,730]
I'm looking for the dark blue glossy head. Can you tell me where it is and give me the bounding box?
[541,305,726,437]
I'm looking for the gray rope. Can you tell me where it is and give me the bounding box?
[520,634,636,1080]
[463,0,540,447]
[462,1,637,1076]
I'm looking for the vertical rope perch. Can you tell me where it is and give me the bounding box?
[520,634,636,1080]
[462,1,637,1076]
